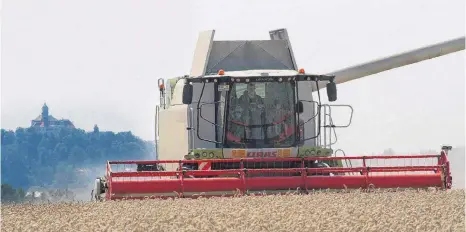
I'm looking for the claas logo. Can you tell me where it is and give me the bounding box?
[247,151,278,158]
[232,149,291,158]
[246,149,291,158]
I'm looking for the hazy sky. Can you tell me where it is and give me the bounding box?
[1,0,465,156]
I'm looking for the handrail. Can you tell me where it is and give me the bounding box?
[107,154,441,164]
[110,165,443,178]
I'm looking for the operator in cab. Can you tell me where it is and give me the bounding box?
[238,83,264,108]
[237,83,265,142]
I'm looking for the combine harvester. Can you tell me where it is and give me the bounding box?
[93,29,465,201]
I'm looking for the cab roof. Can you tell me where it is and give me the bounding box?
[185,69,335,84]
[202,69,300,78]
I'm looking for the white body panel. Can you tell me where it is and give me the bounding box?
[157,105,189,160]
[190,30,215,77]
[157,80,190,167]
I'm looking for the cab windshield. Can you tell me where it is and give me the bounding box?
[223,82,296,148]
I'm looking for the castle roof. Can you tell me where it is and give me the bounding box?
[33,114,58,121]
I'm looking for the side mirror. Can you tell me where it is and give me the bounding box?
[326,82,337,102]
[296,101,304,114]
[182,83,193,104]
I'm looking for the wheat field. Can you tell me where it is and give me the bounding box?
[2,189,465,232]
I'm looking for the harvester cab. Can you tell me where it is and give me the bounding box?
[93,29,464,201]
[179,69,349,167]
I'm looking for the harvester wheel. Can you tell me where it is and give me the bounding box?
[92,178,105,202]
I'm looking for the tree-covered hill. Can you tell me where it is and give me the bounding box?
[1,126,156,194]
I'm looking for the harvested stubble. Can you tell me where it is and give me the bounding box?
[1,189,465,232]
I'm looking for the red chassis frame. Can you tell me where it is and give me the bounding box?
[104,151,451,200]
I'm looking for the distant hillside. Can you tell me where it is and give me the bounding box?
[1,126,156,196]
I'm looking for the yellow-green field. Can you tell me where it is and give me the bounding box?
[2,189,465,232]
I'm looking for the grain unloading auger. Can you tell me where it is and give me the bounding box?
[93,29,464,201]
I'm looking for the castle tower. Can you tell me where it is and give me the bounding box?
[42,103,49,127]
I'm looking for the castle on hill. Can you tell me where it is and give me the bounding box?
[30,103,75,129]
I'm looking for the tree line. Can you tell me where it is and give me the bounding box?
[1,126,156,203]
